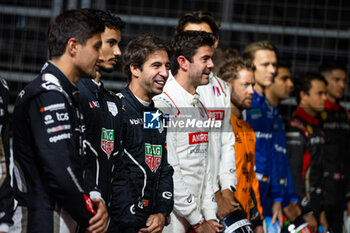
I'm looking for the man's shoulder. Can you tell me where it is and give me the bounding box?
[287,117,309,139]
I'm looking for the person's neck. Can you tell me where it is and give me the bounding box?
[254,83,265,95]
[231,103,242,118]
[50,57,79,84]
[300,104,316,117]
[265,90,279,107]
[94,72,101,83]
[326,94,337,104]
[129,81,152,102]
[174,72,197,95]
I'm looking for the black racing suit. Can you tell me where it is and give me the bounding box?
[0,78,14,232]
[12,61,96,232]
[77,79,122,209]
[108,86,174,233]
[319,99,350,233]
[286,107,324,220]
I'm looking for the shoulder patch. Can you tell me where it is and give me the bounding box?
[320,111,327,120]
[289,118,309,138]
[116,92,124,99]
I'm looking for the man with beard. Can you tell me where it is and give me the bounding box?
[175,11,238,221]
[219,57,264,233]
[77,9,125,211]
[318,61,350,233]
[108,35,174,233]
[286,73,328,230]
[154,31,221,233]
[12,9,108,233]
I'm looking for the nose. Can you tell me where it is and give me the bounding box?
[287,78,294,87]
[207,58,214,69]
[340,79,346,89]
[98,48,105,63]
[114,45,122,57]
[268,64,276,74]
[159,65,169,78]
[248,84,254,94]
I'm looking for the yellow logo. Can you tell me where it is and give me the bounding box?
[321,111,327,120]
[307,125,313,134]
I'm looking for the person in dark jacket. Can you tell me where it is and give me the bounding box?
[319,61,350,233]
[77,9,125,210]
[286,73,328,230]
[108,35,174,233]
[12,9,108,233]
[0,78,14,233]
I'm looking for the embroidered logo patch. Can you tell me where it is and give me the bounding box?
[145,143,162,172]
[101,128,114,158]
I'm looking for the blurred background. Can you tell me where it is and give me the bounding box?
[1,0,350,117]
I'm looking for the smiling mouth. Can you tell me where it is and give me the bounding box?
[155,81,165,85]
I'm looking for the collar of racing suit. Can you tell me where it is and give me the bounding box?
[295,106,319,125]
[325,98,340,111]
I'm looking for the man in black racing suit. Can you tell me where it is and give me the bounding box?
[286,73,328,229]
[108,35,174,233]
[318,61,350,233]
[0,78,14,233]
[12,10,108,233]
[77,9,125,209]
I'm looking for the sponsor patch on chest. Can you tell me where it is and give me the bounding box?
[101,128,114,158]
[188,132,208,144]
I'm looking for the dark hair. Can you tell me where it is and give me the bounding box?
[242,40,277,61]
[48,9,105,59]
[218,57,255,82]
[171,31,215,75]
[319,60,347,77]
[278,60,291,70]
[212,46,238,75]
[88,9,125,31]
[123,35,171,82]
[175,10,220,38]
[294,72,327,104]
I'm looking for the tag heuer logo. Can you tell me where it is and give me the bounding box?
[101,128,114,158]
[145,143,162,172]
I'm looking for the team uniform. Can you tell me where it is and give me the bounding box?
[77,78,122,208]
[197,74,237,193]
[12,62,96,233]
[0,78,14,232]
[286,107,325,219]
[319,99,350,232]
[154,75,217,233]
[243,90,282,217]
[271,104,299,208]
[230,113,263,227]
[108,86,173,232]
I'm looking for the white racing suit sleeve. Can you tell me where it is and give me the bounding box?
[202,155,218,221]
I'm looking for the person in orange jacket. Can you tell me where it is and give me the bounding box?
[218,57,264,233]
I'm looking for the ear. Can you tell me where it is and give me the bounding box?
[177,55,189,72]
[66,38,79,57]
[130,64,141,78]
[214,36,219,49]
[300,90,307,102]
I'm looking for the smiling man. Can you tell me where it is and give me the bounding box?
[77,9,125,213]
[154,31,221,233]
[108,35,174,233]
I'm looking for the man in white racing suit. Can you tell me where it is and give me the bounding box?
[154,31,221,233]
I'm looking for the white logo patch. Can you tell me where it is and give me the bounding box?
[107,101,118,116]
[56,112,69,121]
[44,115,54,125]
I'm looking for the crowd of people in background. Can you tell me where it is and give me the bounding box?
[0,7,349,233]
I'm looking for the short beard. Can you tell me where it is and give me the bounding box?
[99,65,115,73]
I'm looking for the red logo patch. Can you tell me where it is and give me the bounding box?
[189,132,209,145]
[84,194,96,215]
[207,110,224,121]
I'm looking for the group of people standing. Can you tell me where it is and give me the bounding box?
[0,7,349,233]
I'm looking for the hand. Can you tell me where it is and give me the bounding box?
[207,219,223,232]
[303,213,317,233]
[195,220,217,233]
[271,201,283,226]
[87,198,109,233]
[215,189,239,220]
[283,202,301,222]
[347,200,350,216]
[138,213,165,233]
[254,225,264,233]
[319,211,328,231]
